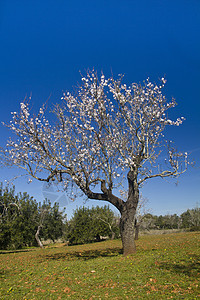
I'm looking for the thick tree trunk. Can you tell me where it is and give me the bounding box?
[120,169,139,255]
[120,207,136,255]
[87,169,139,255]
[35,225,44,248]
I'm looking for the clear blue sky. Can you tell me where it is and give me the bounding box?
[0,0,200,218]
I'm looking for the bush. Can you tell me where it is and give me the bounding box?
[65,206,120,245]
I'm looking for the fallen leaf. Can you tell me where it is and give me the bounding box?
[64,286,71,293]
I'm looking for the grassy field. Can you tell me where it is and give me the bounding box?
[0,232,199,299]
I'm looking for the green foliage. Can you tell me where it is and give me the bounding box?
[140,213,158,230]
[1,180,199,251]
[66,207,94,245]
[0,184,18,249]
[140,207,200,232]
[140,208,200,232]
[155,214,180,230]
[90,205,120,240]
[40,200,66,242]
[0,184,66,250]
[66,206,120,245]
[181,207,200,231]
[0,187,40,249]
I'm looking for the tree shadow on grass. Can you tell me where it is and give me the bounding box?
[159,254,200,278]
[43,247,123,261]
[0,249,35,255]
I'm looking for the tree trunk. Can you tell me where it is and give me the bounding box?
[134,224,140,240]
[120,169,139,255]
[88,169,139,255]
[111,231,115,240]
[35,225,44,248]
[120,205,136,255]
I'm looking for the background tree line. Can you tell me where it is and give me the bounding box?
[0,184,120,250]
[65,205,199,245]
[139,208,200,232]
[1,183,199,250]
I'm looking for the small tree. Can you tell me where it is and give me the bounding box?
[66,207,94,245]
[0,184,18,249]
[0,183,19,218]
[34,199,51,248]
[0,185,39,249]
[41,201,66,242]
[90,205,120,240]
[36,199,66,247]
[189,207,200,230]
[181,207,200,231]
[140,213,158,231]
[1,70,188,255]
[12,193,39,249]
[66,206,119,245]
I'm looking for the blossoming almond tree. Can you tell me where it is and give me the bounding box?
[1,70,188,255]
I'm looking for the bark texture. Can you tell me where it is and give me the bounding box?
[120,206,136,255]
[134,219,140,240]
[120,169,139,255]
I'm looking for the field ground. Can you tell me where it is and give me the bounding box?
[0,232,199,299]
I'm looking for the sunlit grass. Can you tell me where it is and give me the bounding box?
[0,232,199,299]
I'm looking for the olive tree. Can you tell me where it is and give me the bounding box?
[1,70,188,255]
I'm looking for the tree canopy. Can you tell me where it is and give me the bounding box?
[1,70,189,254]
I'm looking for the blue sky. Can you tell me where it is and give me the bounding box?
[0,0,200,218]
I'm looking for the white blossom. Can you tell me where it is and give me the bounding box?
[1,70,188,200]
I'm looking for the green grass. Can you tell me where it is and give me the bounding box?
[0,232,199,299]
